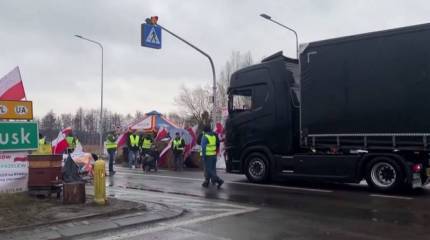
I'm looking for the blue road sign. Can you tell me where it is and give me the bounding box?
[141,23,162,49]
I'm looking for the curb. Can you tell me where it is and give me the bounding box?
[0,204,146,234]
[55,204,186,240]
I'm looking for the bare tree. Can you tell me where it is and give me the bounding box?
[60,113,73,128]
[101,109,111,134]
[218,51,253,110]
[173,51,254,125]
[174,85,212,125]
[40,110,58,130]
[73,107,84,131]
[123,113,134,127]
[134,111,144,120]
[84,110,97,132]
[167,112,186,127]
[111,113,122,129]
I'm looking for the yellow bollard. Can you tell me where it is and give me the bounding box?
[94,159,106,205]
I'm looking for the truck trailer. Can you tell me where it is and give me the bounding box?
[224,23,430,191]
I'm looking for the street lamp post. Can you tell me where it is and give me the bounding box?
[260,13,299,59]
[74,35,104,156]
[145,18,217,127]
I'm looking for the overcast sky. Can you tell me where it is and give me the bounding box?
[1,0,430,117]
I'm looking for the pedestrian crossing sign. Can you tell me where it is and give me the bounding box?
[141,23,162,49]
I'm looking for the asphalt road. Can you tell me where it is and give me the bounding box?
[90,167,430,240]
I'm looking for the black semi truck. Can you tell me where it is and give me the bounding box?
[225,23,430,191]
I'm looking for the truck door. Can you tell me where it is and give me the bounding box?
[226,68,275,160]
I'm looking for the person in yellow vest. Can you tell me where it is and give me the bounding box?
[39,133,46,145]
[141,134,153,155]
[127,129,140,169]
[171,132,185,171]
[66,132,77,154]
[105,131,118,175]
[139,134,153,167]
[200,126,224,188]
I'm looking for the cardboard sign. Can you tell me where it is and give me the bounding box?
[0,100,33,120]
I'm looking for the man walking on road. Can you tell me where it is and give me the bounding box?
[172,132,185,171]
[105,131,117,175]
[201,126,224,188]
[127,129,140,169]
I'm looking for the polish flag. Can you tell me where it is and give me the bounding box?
[158,138,173,166]
[51,127,72,154]
[0,67,26,100]
[184,125,198,159]
[155,127,168,141]
[116,133,128,148]
[214,123,224,155]
[214,122,224,137]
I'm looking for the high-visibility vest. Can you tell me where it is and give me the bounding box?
[173,139,184,151]
[142,139,152,149]
[66,136,75,149]
[106,139,117,149]
[39,137,46,145]
[203,134,216,156]
[129,135,140,147]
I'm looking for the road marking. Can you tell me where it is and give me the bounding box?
[117,171,202,181]
[116,167,167,172]
[110,187,257,209]
[96,207,257,240]
[224,180,333,193]
[175,227,232,240]
[188,208,240,212]
[115,171,333,193]
[95,187,258,240]
[369,194,413,200]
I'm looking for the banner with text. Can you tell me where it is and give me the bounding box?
[0,152,28,193]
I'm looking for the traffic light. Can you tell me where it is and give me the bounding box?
[150,16,158,25]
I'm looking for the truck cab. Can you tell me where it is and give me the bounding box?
[225,52,300,181]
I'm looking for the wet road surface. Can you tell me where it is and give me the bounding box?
[87,167,430,240]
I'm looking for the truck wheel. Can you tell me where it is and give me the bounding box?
[245,153,269,183]
[365,157,404,192]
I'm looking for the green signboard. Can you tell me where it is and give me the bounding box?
[0,121,38,151]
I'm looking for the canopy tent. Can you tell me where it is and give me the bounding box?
[128,111,191,142]
[129,111,176,132]
[118,111,192,148]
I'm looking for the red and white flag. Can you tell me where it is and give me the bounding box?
[214,122,224,136]
[184,125,198,159]
[155,127,168,141]
[158,138,173,166]
[51,127,72,154]
[0,67,26,100]
[116,133,128,148]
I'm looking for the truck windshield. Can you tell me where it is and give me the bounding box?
[228,89,252,112]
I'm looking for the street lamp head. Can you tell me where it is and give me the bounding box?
[260,13,272,20]
[74,34,83,38]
